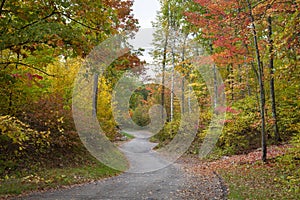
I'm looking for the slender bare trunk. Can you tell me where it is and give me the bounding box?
[92,74,99,117]
[227,64,234,101]
[170,45,175,122]
[246,60,252,96]
[0,0,6,16]
[161,34,168,121]
[209,44,218,109]
[8,90,12,113]
[247,0,267,162]
[267,16,280,142]
[188,85,191,113]
[181,36,187,114]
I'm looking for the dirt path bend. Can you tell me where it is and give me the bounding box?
[17,130,226,200]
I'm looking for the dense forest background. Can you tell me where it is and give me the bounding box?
[0,0,299,198]
[148,0,299,157]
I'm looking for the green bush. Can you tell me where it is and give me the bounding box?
[0,115,50,174]
[150,119,179,146]
[19,93,80,149]
[277,102,300,140]
[275,132,300,193]
[217,97,261,154]
[132,105,150,127]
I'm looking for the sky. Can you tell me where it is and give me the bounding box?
[129,0,161,65]
[132,0,160,29]
[130,0,161,79]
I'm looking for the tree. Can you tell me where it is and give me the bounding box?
[152,1,170,122]
[0,0,141,162]
[152,0,197,121]
[267,16,279,142]
[0,0,142,126]
[245,0,267,162]
[0,0,138,73]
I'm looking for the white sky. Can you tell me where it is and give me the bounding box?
[132,0,160,29]
[130,0,161,62]
[130,0,161,80]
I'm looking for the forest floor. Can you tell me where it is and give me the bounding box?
[3,133,298,200]
[9,130,225,200]
[178,144,299,199]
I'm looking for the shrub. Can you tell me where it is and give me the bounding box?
[0,115,50,174]
[19,93,80,150]
[217,97,261,154]
[275,132,300,193]
[159,119,180,141]
[277,102,300,140]
[132,105,150,127]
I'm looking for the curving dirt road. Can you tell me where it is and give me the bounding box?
[17,130,226,200]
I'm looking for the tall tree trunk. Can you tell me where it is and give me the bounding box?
[213,64,218,109]
[188,84,191,113]
[247,0,267,162]
[181,73,185,114]
[267,16,280,143]
[0,0,6,16]
[168,2,176,122]
[210,44,218,109]
[92,73,99,117]
[170,45,175,122]
[237,64,245,99]
[161,0,171,122]
[8,90,12,113]
[249,59,261,112]
[245,60,252,96]
[161,34,168,122]
[181,35,187,114]
[227,64,234,102]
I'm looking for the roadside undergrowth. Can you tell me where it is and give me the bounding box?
[0,150,121,199]
[181,144,299,200]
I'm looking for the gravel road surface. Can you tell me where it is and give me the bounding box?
[16,130,226,200]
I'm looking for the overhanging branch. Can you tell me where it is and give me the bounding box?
[61,13,103,32]
[0,0,6,16]
[19,10,58,30]
[0,62,56,77]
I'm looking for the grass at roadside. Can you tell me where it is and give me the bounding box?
[0,158,120,198]
[219,160,299,200]
[120,131,135,139]
[183,144,299,200]
[218,147,299,200]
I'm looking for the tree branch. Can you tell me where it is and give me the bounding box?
[0,62,56,77]
[61,13,103,32]
[2,39,39,51]
[19,10,58,30]
[0,0,6,16]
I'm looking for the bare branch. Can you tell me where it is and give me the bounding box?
[0,0,6,16]
[19,10,58,30]
[61,13,103,32]
[0,62,56,77]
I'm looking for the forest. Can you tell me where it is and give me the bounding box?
[0,0,299,199]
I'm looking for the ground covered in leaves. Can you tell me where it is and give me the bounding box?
[178,144,299,200]
[0,151,121,200]
[2,144,298,200]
